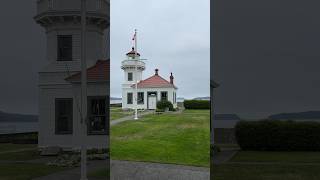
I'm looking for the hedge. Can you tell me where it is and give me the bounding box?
[235,120,320,151]
[157,100,174,111]
[183,100,210,109]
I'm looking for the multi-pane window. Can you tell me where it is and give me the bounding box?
[87,97,108,135]
[127,93,133,104]
[128,72,133,81]
[161,91,168,101]
[55,98,73,134]
[138,92,144,104]
[57,35,72,61]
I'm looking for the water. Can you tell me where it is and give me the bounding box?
[0,122,38,134]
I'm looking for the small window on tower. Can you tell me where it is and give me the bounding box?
[128,72,133,81]
[57,35,72,61]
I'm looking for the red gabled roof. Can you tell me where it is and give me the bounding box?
[65,59,109,83]
[132,74,177,89]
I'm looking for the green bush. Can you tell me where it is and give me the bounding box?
[184,100,210,109]
[235,120,320,151]
[157,100,174,111]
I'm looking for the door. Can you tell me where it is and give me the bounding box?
[148,95,157,109]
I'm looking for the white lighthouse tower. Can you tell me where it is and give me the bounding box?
[121,47,146,109]
[34,0,110,151]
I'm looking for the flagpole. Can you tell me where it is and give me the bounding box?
[134,29,138,120]
[80,0,88,179]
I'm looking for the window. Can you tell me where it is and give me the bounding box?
[161,91,168,101]
[128,72,133,81]
[57,35,72,61]
[138,92,144,104]
[127,93,133,104]
[87,96,108,135]
[55,98,73,134]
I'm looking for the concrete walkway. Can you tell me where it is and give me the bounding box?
[110,110,154,126]
[32,159,209,180]
[111,160,209,180]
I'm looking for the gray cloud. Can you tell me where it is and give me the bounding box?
[111,0,210,99]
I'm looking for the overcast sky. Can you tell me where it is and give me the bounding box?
[0,0,319,119]
[0,0,209,115]
[110,0,210,98]
[213,0,320,119]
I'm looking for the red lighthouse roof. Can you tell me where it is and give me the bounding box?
[131,69,177,89]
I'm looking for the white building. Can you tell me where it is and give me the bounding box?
[121,47,178,110]
[34,0,109,150]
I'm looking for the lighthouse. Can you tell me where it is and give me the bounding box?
[34,0,110,151]
[121,34,178,110]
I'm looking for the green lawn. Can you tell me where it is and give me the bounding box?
[110,107,133,120]
[89,168,110,179]
[213,164,320,180]
[0,163,65,180]
[0,149,41,161]
[0,143,36,152]
[0,145,68,179]
[110,109,210,167]
[212,151,320,180]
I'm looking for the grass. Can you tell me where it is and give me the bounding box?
[212,164,320,180]
[110,107,133,120]
[0,144,68,179]
[110,109,210,167]
[0,163,65,180]
[0,143,36,152]
[211,151,320,180]
[0,149,41,161]
[89,168,110,178]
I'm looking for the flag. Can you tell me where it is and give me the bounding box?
[132,32,136,41]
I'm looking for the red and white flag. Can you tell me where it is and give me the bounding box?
[132,32,136,41]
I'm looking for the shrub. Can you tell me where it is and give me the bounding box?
[157,100,174,111]
[184,100,210,109]
[235,120,320,151]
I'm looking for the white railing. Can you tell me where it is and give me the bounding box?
[37,0,109,15]
[121,60,146,68]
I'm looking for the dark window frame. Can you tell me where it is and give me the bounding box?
[161,91,168,101]
[127,92,133,104]
[87,96,109,135]
[57,35,73,61]
[128,72,133,81]
[137,92,144,104]
[55,98,73,135]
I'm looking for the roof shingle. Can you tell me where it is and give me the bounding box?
[131,74,177,89]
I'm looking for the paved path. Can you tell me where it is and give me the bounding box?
[110,110,154,126]
[32,159,209,180]
[111,160,209,180]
